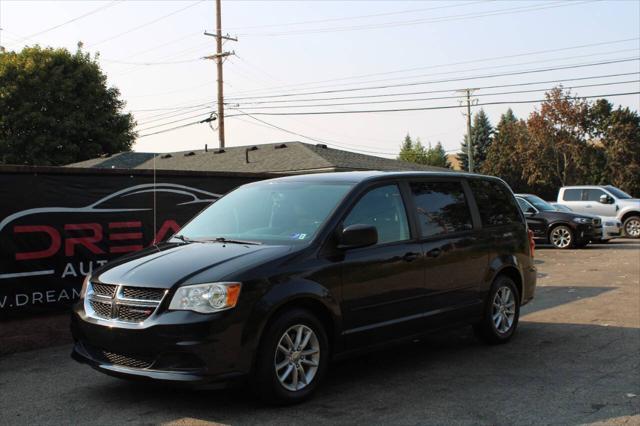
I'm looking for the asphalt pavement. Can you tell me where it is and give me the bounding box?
[0,240,638,425]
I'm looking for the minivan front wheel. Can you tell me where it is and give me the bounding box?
[252,308,329,405]
[474,276,520,344]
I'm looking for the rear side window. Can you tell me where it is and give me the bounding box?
[516,197,533,212]
[344,185,410,244]
[583,188,606,201]
[469,179,522,227]
[563,189,581,201]
[410,181,473,238]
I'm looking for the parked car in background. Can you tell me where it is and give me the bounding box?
[550,203,622,243]
[71,171,536,404]
[557,185,640,239]
[515,194,602,249]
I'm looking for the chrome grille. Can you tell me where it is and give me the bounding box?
[102,351,152,369]
[122,287,165,301]
[85,282,166,325]
[92,283,117,298]
[89,300,111,318]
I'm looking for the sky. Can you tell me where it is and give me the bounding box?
[1,0,639,158]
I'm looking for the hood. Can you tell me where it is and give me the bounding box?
[539,210,595,221]
[95,242,294,288]
[618,198,640,206]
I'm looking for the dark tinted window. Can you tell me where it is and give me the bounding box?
[344,185,410,244]
[469,179,522,226]
[410,181,473,237]
[583,188,606,201]
[563,189,581,201]
[516,197,533,212]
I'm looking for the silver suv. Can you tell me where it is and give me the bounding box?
[557,185,640,238]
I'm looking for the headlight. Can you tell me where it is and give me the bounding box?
[80,274,91,299]
[169,282,241,313]
[573,217,592,224]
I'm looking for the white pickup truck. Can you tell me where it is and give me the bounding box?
[556,185,640,239]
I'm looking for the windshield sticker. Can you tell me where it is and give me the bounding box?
[298,234,307,240]
[289,233,307,240]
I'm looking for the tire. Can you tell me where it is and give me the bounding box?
[623,215,640,239]
[251,308,329,405]
[474,275,520,345]
[549,225,574,249]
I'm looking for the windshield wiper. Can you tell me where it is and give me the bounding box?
[173,234,196,243]
[208,237,262,246]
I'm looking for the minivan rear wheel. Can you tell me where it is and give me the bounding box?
[252,308,329,405]
[474,275,520,344]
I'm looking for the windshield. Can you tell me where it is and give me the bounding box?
[553,204,573,213]
[605,186,632,199]
[524,195,556,212]
[175,181,353,245]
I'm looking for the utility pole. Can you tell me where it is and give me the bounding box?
[204,0,237,149]
[457,89,478,173]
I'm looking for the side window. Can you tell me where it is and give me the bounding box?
[583,189,605,202]
[516,197,532,212]
[344,185,410,245]
[563,189,581,201]
[410,181,473,238]
[469,179,522,227]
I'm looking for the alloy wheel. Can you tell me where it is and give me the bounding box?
[274,324,320,392]
[550,226,572,248]
[492,287,516,334]
[625,218,640,238]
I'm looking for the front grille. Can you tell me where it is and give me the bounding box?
[117,304,155,322]
[122,287,165,301]
[102,351,152,369]
[92,283,117,298]
[593,218,601,226]
[85,282,166,324]
[89,300,112,318]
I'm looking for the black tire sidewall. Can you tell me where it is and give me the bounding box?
[252,308,329,405]
[549,225,574,249]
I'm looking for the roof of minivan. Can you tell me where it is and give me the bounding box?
[264,170,488,184]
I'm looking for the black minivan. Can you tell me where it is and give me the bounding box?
[71,171,536,404]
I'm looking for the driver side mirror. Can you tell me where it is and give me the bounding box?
[599,194,613,204]
[338,224,378,249]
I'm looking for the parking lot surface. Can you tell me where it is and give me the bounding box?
[0,241,638,425]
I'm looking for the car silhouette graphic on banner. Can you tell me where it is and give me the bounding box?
[0,182,222,316]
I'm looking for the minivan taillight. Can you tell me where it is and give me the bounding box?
[527,229,535,257]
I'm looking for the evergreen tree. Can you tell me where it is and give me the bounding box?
[424,141,451,168]
[457,109,493,171]
[398,133,415,162]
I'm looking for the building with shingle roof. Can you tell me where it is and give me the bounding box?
[67,142,448,174]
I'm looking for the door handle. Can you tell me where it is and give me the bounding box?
[403,252,420,262]
[426,248,442,258]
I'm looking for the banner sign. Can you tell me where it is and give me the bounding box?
[0,168,265,318]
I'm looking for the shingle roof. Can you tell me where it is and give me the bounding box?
[67,141,447,174]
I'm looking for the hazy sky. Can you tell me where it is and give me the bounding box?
[1,0,639,158]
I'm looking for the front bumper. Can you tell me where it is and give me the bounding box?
[70,303,251,387]
[575,223,602,242]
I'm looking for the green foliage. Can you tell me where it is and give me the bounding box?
[0,46,136,166]
[458,109,493,172]
[397,134,450,168]
[480,89,640,198]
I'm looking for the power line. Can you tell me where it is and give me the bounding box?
[87,0,205,48]
[227,47,638,99]
[225,1,487,30]
[226,72,640,105]
[138,121,204,139]
[224,37,639,97]
[226,92,640,117]
[226,57,640,100]
[229,80,640,110]
[238,1,593,37]
[13,0,122,42]
[136,111,213,132]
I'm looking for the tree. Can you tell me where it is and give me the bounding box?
[458,108,493,171]
[481,109,530,192]
[397,133,427,164]
[424,141,451,168]
[0,46,136,166]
